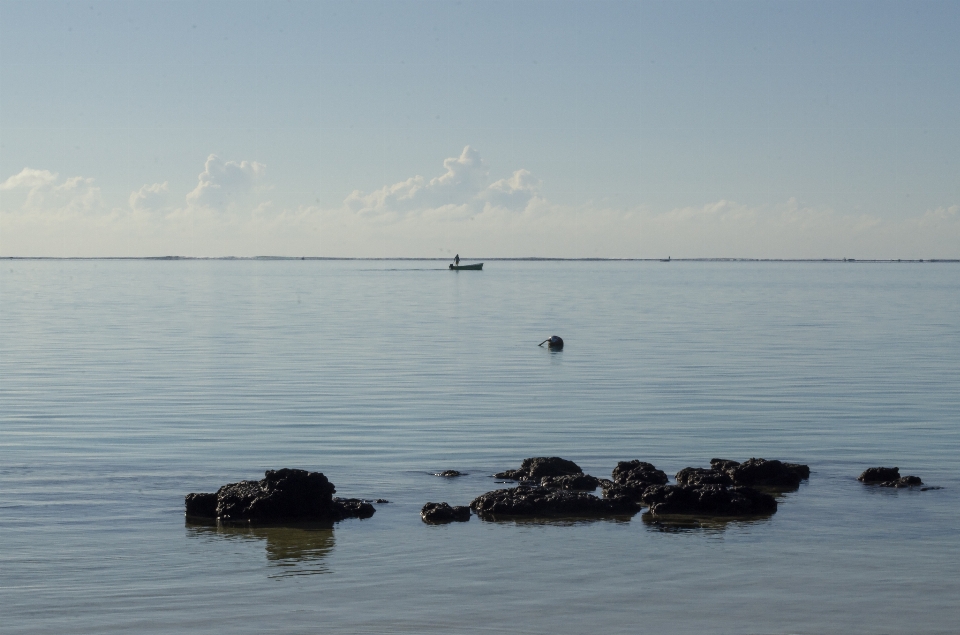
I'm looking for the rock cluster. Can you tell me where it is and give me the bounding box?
[675,458,810,489]
[434,470,463,477]
[494,457,583,481]
[185,468,375,522]
[470,487,638,519]
[640,484,777,517]
[601,458,801,518]
[858,467,923,488]
[421,502,471,523]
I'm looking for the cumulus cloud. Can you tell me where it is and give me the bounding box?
[0,167,59,191]
[2,153,958,259]
[0,167,103,216]
[186,154,266,209]
[344,146,540,219]
[129,182,170,212]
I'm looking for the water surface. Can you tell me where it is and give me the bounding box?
[2,260,958,633]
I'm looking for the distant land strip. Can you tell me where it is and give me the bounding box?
[2,257,958,263]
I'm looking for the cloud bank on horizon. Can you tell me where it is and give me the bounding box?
[1,146,958,259]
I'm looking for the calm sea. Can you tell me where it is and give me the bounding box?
[1,260,958,634]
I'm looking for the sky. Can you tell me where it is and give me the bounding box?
[1,0,958,258]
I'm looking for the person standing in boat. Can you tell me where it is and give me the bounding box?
[454,254,460,266]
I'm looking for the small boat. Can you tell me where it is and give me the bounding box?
[449,263,483,270]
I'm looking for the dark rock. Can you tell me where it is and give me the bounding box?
[611,460,669,486]
[878,476,923,488]
[725,458,808,488]
[675,467,733,487]
[641,484,777,517]
[470,487,639,518]
[601,481,654,502]
[421,502,471,523]
[374,499,390,504]
[333,498,376,519]
[540,474,600,491]
[493,457,583,480]
[434,470,463,477]
[784,462,811,479]
[184,468,375,522]
[858,467,900,483]
[185,492,218,518]
[710,458,741,472]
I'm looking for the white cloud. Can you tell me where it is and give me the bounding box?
[0,167,103,216]
[2,153,958,259]
[344,146,540,219]
[0,167,59,191]
[186,154,266,209]
[129,182,170,212]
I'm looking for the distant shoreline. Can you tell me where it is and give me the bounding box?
[2,256,958,263]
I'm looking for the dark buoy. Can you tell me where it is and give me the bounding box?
[538,335,564,350]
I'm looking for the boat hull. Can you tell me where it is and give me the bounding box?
[449,263,483,270]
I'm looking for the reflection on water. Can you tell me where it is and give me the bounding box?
[641,512,775,533]
[476,515,633,527]
[186,520,335,577]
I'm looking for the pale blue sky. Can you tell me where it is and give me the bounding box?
[1,0,958,257]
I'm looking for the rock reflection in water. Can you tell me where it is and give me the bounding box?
[186,520,335,577]
[641,511,775,533]
[477,515,633,527]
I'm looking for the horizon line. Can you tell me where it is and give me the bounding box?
[2,257,958,263]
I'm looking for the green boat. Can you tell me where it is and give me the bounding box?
[449,263,483,270]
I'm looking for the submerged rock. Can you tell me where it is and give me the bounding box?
[434,470,463,477]
[641,484,777,517]
[540,474,600,491]
[333,498,377,519]
[858,467,901,483]
[470,487,639,518]
[421,502,471,523]
[675,467,733,487]
[878,476,923,488]
[185,468,375,522]
[493,457,583,481]
[859,468,923,488]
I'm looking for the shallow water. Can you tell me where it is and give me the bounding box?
[1,260,958,634]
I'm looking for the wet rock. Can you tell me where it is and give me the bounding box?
[611,460,669,486]
[185,492,218,518]
[601,481,654,502]
[493,457,583,480]
[470,487,639,518]
[184,468,375,522]
[641,484,777,517]
[878,476,923,488]
[333,498,376,519]
[726,458,809,488]
[540,473,600,491]
[434,470,463,477]
[374,499,390,504]
[858,467,901,483]
[675,467,733,487]
[710,458,741,472]
[421,502,471,523]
